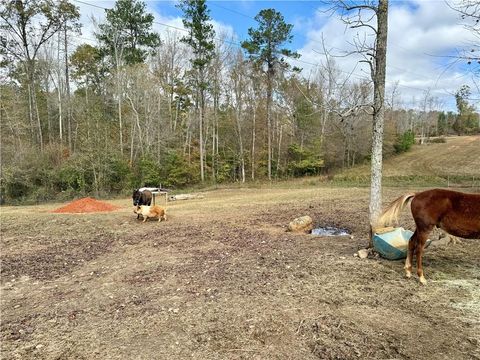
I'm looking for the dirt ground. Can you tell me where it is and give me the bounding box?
[1,186,479,359]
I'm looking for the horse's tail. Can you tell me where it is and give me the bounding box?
[375,192,416,229]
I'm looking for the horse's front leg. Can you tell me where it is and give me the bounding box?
[405,232,416,278]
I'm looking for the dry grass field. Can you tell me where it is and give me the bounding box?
[339,135,480,181]
[1,184,480,359]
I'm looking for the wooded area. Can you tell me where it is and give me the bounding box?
[1,0,479,204]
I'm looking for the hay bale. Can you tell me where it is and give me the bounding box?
[288,216,313,233]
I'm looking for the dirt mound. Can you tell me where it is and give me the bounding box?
[52,197,121,213]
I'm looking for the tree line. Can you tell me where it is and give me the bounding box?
[1,0,478,204]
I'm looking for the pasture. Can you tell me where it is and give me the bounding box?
[1,186,479,359]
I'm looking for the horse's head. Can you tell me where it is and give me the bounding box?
[132,189,141,206]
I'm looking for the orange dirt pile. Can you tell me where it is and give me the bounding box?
[52,197,121,213]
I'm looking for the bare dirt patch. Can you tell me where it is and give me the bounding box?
[1,187,479,359]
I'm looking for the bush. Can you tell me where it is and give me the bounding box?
[394,130,415,153]
[56,163,89,193]
[286,144,324,177]
[134,156,162,187]
[216,162,233,183]
[103,156,131,192]
[2,168,32,202]
[163,151,199,188]
[2,147,59,203]
[428,137,447,144]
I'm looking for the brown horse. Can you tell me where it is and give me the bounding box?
[376,189,480,284]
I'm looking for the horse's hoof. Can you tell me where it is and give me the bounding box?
[419,276,427,285]
[405,271,412,278]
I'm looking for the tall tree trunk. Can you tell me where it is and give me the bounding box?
[369,0,389,244]
[32,80,43,151]
[25,59,42,150]
[45,73,53,144]
[117,71,123,155]
[212,92,217,181]
[57,78,63,143]
[251,107,256,180]
[276,124,283,177]
[64,25,72,152]
[266,70,273,180]
[235,104,245,183]
[27,62,43,151]
[114,39,124,156]
[26,81,35,142]
[199,86,205,182]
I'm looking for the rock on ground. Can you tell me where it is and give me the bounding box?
[287,215,313,233]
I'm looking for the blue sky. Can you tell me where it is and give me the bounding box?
[75,0,479,111]
[151,1,321,50]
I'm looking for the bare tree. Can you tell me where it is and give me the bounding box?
[230,49,248,182]
[448,0,480,73]
[332,0,389,242]
[0,0,80,151]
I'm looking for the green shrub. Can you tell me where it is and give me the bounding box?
[394,130,415,153]
[163,151,199,188]
[216,162,233,183]
[2,168,32,202]
[57,163,88,192]
[103,156,131,192]
[286,144,324,177]
[135,156,162,187]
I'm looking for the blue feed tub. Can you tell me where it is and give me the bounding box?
[373,227,431,260]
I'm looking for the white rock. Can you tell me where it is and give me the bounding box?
[357,249,369,259]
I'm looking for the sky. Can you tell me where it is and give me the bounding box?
[73,0,479,112]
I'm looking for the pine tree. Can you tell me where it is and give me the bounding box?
[95,0,160,154]
[96,0,160,66]
[177,0,215,182]
[241,9,299,180]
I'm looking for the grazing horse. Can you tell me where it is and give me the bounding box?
[132,189,152,219]
[376,189,480,284]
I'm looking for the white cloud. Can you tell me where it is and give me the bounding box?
[74,1,237,48]
[297,1,479,111]
[75,1,110,44]
[72,0,477,111]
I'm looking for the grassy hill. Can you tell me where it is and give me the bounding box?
[335,135,480,187]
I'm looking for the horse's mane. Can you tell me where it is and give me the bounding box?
[375,192,416,229]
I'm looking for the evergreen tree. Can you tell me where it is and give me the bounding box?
[96,0,160,65]
[177,0,215,182]
[437,112,447,135]
[241,8,299,180]
[95,0,159,154]
[454,85,479,134]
